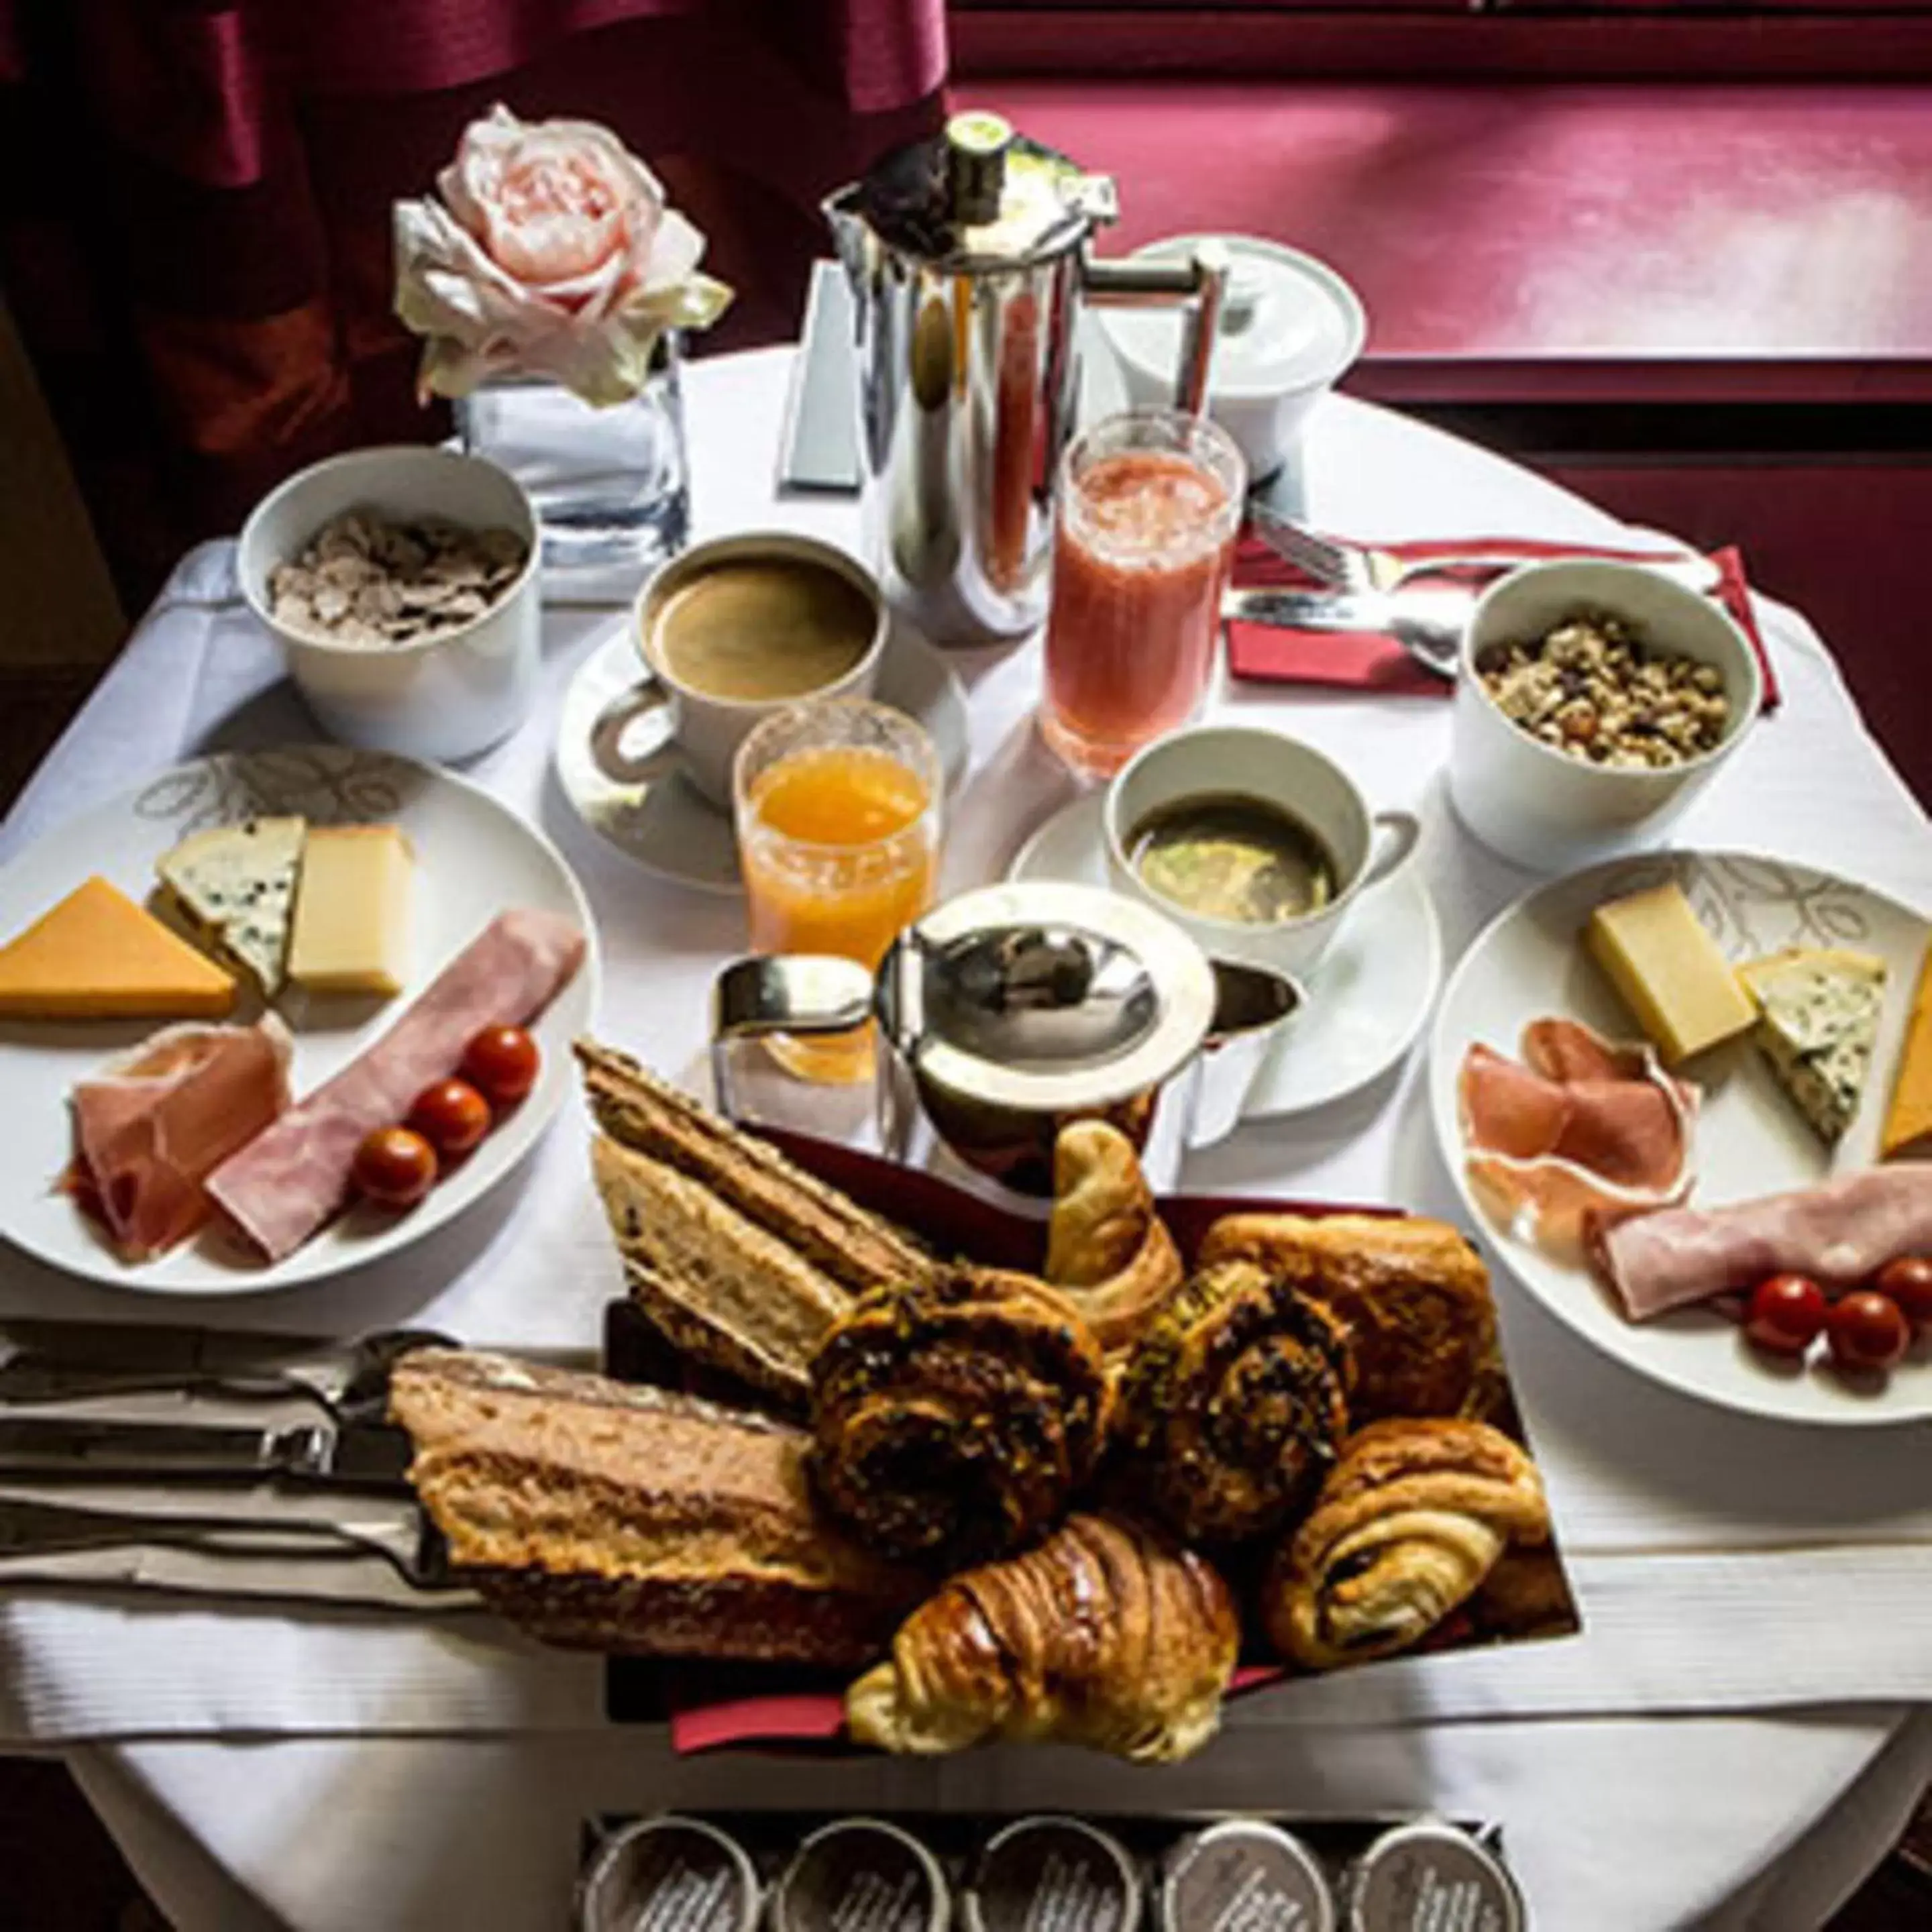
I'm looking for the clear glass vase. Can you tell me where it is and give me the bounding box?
[455,333,690,572]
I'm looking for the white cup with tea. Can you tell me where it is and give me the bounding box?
[596,532,889,806]
[1102,723,1420,977]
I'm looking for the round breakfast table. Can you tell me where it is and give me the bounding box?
[1,345,1929,1932]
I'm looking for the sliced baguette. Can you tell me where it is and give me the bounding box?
[390,1348,922,1665]
[574,1038,930,1298]
[590,1134,852,1408]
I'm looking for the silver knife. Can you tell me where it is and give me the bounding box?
[0,1322,453,1418]
[1222,586,1466,679]
[0,1415,415,1491]
[0,1495,454,1591]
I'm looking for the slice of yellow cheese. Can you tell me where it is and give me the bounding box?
[1584,881,1756,1066]
[1881,936,1932,1160]
[0,875,235,1019]
[286,825,414,996]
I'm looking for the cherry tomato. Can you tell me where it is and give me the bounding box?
[352,1126,438,1209]
[1874,1256,1932,1328]
[460,1025,540,1106]
[1743,1273,1829,1357]
[408,1078,492,1157]
[1825,1291,1911,1375]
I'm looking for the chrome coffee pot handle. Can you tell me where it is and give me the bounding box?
[1083,239,1232,414]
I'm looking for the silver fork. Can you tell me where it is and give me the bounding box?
[1251,507,1721,596]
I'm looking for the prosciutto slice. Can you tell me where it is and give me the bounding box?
[207,910,586,1263]
[1593,1165,1932,1321]
[69,1018,292,1260]
[1460,1018,1700,1253]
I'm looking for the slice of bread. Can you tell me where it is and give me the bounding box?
[574,1038,931,1299]
[390,1348,922,1665]
[590,1135,853,1408]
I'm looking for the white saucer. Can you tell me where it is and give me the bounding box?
[555,618,971,894]
[1008,791,1442,1118]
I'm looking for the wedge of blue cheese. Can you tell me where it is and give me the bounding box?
[1737,946,1887,1142]
[156,816,306,997]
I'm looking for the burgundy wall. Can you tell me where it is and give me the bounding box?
[1529,455,1932,803]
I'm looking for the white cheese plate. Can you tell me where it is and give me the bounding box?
[0,747,598,1297]
[1429,849,1931,1426]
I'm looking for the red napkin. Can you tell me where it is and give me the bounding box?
[665,1662,1291,1754]
[1225,532,1780,710]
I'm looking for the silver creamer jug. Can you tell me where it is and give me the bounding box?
[710,881,1299,1201]
[826,112,1228,649]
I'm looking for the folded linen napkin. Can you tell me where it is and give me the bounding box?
[1225,531,1780,709]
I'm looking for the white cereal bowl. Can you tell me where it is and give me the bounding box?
[1099,233,1366,483]
[239,445,542,763]
[1448,558,1762,872]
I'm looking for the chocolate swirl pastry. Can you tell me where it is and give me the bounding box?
[1263,1417,1551,1670]
[808,1268,1111,1566]
[846,1511,1240,1764]
[1116,1259,1354,1546]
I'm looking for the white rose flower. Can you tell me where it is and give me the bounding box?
[394,104,732,407]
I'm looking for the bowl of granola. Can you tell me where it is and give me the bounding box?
[1448,558,1762,870]
[239,446,540,761]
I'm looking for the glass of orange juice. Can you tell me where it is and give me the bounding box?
[733,697,943,1083]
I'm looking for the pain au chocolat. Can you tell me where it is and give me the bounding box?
[390,1348,924,1666]
[578,1039,934,1407]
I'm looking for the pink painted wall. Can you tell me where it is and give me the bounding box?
[956,80,1932,403]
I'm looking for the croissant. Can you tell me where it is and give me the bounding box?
[1197,1212,1498,1423]
[1043,1121,1185,1357]
[1264,1417,1551,1670]
[808,1267,1110,1566]
[1116,1260,1353,1545]
[846,1512,1240,1764]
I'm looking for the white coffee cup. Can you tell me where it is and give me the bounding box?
[594,532,889,807]
[1104,724,1419,977]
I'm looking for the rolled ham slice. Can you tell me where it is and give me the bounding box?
[1592,1164,1932,1321]
[207,910,585,1263]
[68,1018,293,1260]
[1460,1018,1700,1253]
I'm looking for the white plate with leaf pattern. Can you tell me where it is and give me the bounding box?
[1430,848,1931,1425]
[0,747,598,1296]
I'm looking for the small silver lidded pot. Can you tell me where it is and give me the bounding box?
[825,111,1230,649]
[964,1816,1142,1932]
[770,1817,952,1932]
[1160,1819,1336,1932]
[1345,1819,1526,1932]
[711,880,1300,1199]
[575,1813,761,1932]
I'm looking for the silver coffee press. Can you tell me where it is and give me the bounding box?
[825,111,1229,650]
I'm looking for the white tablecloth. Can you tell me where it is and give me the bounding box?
[3,347,1928,1931]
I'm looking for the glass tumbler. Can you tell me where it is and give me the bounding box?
[733,698,943,1083]
[1040,408,1246,777]
[456,333,689,572]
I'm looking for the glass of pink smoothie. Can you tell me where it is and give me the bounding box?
[1040,409,1246,776]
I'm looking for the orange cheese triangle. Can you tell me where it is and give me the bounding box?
[0,876,235,1019]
